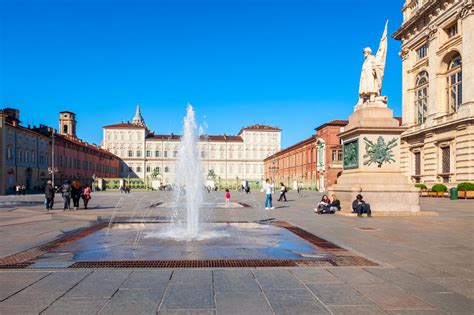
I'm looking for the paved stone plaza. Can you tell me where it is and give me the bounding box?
[0,191,473,314]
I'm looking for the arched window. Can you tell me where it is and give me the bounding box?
[447,54,462,112]
[415,71,429,124]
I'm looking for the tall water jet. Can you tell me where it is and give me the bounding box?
[172,104,204,238]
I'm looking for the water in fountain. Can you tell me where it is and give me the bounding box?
[172,104,204,238]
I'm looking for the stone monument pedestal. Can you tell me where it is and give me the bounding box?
[329,101,420,215]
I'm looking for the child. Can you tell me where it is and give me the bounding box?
[225,189,231,208]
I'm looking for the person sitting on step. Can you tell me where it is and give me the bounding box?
[352,194,372,217]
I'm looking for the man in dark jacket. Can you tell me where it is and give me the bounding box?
[352,194,372,217]
[44,180,55,210]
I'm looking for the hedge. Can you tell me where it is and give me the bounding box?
[457,182,474,191]
[431,184,448,192]
[415,183,427,190]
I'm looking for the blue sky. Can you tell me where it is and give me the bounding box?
[1,0,404,148]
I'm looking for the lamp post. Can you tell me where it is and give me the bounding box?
[269,160,279,195]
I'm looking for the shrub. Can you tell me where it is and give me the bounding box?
[415,183,427,190]
[457,182,474,191]
[431,184,448,192]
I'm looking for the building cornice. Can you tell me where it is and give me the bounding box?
[401,116,474,139]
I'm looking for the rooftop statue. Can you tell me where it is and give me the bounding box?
[356,21,388,110]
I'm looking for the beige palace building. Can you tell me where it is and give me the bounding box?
[101,105,281,184]
[393,0,474,185]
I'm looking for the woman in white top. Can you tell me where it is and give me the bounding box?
[264,179,275,210]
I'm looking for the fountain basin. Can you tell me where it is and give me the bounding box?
[37,223,330,262]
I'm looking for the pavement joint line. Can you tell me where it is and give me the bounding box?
[295,269,334,314]
[156,270,174,312]
[38,270,93,315]
[0,271,52,302]
[250,270,276,314]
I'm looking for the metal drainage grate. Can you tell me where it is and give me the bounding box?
[273,221,344,250]
[69,259,299,269]
[0,262,33,269]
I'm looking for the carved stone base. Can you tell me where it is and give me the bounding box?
[328,103,420,214]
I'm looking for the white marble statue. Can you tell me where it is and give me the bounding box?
[356,21,388,109]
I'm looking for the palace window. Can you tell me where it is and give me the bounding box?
[146,150,151,157]
[173,151,178,158]
[416,44,428,60]
[136,150,142,157]
[128,150,133,157]
[414,152,421,176]
[447,23,458,38]
[441,146,450,174]
[164,167,169,173]
[447,54,462,112]
[164,151,168,158]
[155,151,160,157]
[146,166,150,172]
[415,71,429,124]
[201,151,205,158]
[136,166,141,172]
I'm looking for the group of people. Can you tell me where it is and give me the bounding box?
[315,193,371,217]
[44,180,92,211]
[315,194,341,214]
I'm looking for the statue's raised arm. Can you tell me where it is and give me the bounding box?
[356,21,389,109]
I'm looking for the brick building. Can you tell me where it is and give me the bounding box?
[32,112,121,187]
[264,120,348,191]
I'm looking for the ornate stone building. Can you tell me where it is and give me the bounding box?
[102,105,281,184]
[264,120,347,191]
[393,0,473,185]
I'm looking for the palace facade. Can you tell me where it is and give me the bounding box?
[393,0,474,185]
[101,105,281,184]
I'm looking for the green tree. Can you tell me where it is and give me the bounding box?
[208,169,217,181]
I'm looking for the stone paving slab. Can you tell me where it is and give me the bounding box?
[328,304,388,314]
[354,284,437,311]
[158,310,216,315]
[20,271,91,294]
[307,283,374,306]
[120,270,171,289]
[62,270,131,299]
[264,288,330,314]
[290,268,342,284]
[413,291,474,314]
[100,288,165,315]
[0,271,51,301]
[367,268,450,293]
[329,268,385,284]
[213,270,261,293]
[215,292,273,315]
[161,284,214,310]
[253,270,305,290]
[42,297,109,315]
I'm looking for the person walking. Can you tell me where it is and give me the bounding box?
[44,180,55,210]
[225,189,231,208]
[61,180,72,211]
[82,184,91,209]
[264,179,275,210]
[278,182,287,202]
[71,181,81,210]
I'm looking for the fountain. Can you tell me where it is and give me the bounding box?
[171,104,204,238]
[3,104,379,269]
